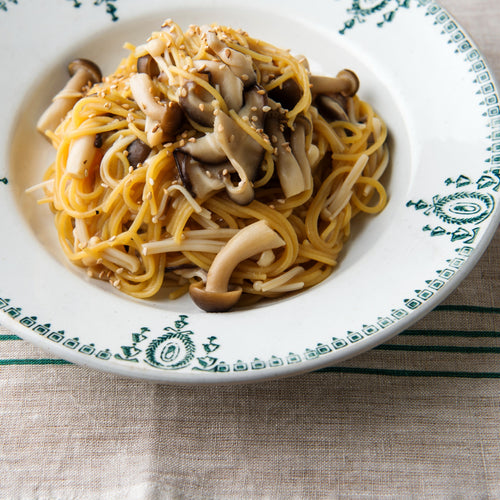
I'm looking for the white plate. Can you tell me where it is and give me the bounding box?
[0,0,498,384]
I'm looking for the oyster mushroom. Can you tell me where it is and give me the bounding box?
[310,69,359,97]
[37,58,102,136]
[189,220,285,312]
[178,80,217,127]
[176,86,268,204]
[204,30,256,86]
[173,150,234,199]
[192,59,244,112]
[129,72,182,146]
[289,115,313,191]
[266,110,306,198]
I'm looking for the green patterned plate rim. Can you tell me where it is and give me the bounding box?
[0,0,498,383]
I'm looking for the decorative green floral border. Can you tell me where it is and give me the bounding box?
[0,0,120,21]
[1,0,499,375]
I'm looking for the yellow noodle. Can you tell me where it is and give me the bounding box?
[36,21,389,306]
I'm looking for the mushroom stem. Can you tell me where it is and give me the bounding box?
[129,73,182,146]
[206,220,284,293]
[66,134,96,178]
[37,58,102,136]
[310,69,359,97]
[189,220,285,312]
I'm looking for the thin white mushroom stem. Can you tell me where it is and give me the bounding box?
[205,220,285,294]
[129,73,167,122]
[37,59,101,136]
[37,70,89,134]
[66,134,96,178]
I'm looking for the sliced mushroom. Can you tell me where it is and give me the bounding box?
[179,85,266,166]
[179,132,226,164]
[310,69,359,97]
[266,110,306,198]
[290,116,313,191]
[37,58,102,136]
[174,150,233,199]
[176,86,267,204]
[178,81,217,127]
[204,30,256,87]
[193,59,244,112]
[129,73,182,146]
[189,220,285,312]
[212,109,265,205]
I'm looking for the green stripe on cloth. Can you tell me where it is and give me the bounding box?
[0,359,72,365]
[434,305,500,314]
[402,330,500,337]
[376,345,500,353]
[316,367,500,378]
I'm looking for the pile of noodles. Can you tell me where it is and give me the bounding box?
[34,20,389,308]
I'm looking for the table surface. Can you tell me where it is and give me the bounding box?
[1,1,499,498]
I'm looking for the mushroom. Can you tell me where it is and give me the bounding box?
[204,30,257,87]
[66,134,97,179]
[310,69,359,97]
[129,73,182,146]
[176,86,268,205]
[37,58,102,136]
[179,132,226,164]
[178,80,217,127]
[179,85,266,165]
[173,150,234,199]
[126,138,151,168]
[189,220,285,312]
[266,110,306,198]
[192,59,244,112]
[137,54,160,78]
[289,116,313,191]
[268,78,302,111]
[315,94,349,122]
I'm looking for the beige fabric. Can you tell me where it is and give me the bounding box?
[1,1,499,498]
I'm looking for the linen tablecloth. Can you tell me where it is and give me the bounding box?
[1,1,499,498]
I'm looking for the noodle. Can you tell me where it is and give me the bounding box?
[34,21,389,311]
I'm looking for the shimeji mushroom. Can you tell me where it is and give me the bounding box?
[310,69,359,97]
[129,73,182,147]
[37,58,102,136]
[189,220,285,312]
[66,134,97,178]
[315,94,350,122]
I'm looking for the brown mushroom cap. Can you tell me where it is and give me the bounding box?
[189,281,242,313]
[188,220,285,312]
[137,54,160,78]
[68,58,102,84]
[127,139,151,168]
